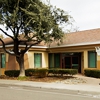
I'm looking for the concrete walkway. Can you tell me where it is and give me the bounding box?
[0,75,100,92]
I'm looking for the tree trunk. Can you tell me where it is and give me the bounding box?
[16,55,25,77]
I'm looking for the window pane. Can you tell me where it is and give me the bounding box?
[34,53,42,68]
[65,57,71,68]
[49,53,54,68]
[72,57,79,69]
[1,54,6,68]
[88,51,96,68]
[54,53,60,68]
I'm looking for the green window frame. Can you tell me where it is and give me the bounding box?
[34,53,42,68]
[1,54,6,68]
[88,51,97,68]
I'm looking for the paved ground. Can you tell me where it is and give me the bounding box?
[0,74,100,92]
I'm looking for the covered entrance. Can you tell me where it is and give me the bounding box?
[65,56,79,69]
[49,53,81,73]
[62,53,81,73]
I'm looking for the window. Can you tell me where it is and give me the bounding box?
[34,53,42,68]
[88,51,97,68]
[54,53,60,68]
[49,53,60,68]
[49,53,54,68]
[1,54,6,68]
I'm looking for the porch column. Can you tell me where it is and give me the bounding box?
[96,47,100,69]
[83,50,88,69]
[97,56,100,69]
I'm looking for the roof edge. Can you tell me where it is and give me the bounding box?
[0,41,100,49]
[49,41,100,48]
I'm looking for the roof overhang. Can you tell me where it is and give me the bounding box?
[49,41,100,48]
[0,41,100,52]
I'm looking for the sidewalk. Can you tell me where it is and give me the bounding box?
[0,75,100,92]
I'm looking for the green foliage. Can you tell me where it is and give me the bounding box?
[5,70,19,77]
[5,68,77,78]
[34,68,48,78]
[0,0,71,41]
[48,69,78,76]
[84,69,100,78]
[5,69,48,78]
[0,0,72,77]
[25,69,35,76]
[25,68,48,78]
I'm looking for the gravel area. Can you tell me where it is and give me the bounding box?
[55,77,87,84]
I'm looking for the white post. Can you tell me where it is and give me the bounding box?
[95,47,100,56]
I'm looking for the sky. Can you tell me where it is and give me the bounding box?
[0,0,100,36]
[48,0,100,31]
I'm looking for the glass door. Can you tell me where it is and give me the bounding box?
[65,57,71,68]
[72,56,79,69]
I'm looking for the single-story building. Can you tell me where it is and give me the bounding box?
[0,28,100,75]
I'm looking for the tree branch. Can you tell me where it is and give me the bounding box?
[0,38,15,56]
[22,40,42,54]
[0,28,13,39]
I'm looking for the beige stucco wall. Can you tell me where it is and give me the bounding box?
[27,52,34,68]
[2,45,100,75]
[83,50,100,70]
[83,50,88,69]
[0,68,5,75]
[28,51,48,68]
[6,53,8,62]
[42,52,48,68]
[97,55,100,69]
[5,53,29,70]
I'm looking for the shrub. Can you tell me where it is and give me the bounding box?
[5,68,78,78]
[48,69,78,76]
[48,68,59,76]
[5,69,48,78]
[25,69,35,76]
[84,69,100,78]
[5,70,19,77]
[26,68,48,78]
[35,68,48,78]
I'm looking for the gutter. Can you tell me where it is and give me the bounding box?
[0,41,100,49]
[49,41,100,48]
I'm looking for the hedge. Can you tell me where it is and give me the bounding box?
[5,69,48,78]
[25,69,35,76]
[26,68,48,78]
[5,70,19,77]
[84,69,100,78]
[48,69,78,76]
[34,68,48,78]
[5,68,78,77]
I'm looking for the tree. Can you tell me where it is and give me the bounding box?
[0,0,72,77]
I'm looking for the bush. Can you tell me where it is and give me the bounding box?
[35,68,48,78]
[5,68,78,78]
[25,69,35,76]
[84,69,100,78]
[5,70,19,77]
[26,68,48,78]
[48,69,78,76]
[48,68,59,75]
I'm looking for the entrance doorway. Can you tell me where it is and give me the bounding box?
[64,56,81,73]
